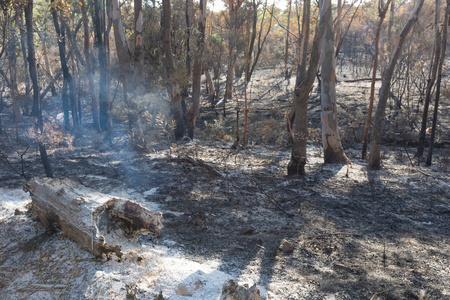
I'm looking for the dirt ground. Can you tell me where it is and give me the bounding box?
[0,66,449,299]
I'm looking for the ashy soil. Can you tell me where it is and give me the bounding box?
[0,66,449,299]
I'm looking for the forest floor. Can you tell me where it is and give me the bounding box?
[0,65,450,299]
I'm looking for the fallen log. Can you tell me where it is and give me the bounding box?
[23,177,163,259]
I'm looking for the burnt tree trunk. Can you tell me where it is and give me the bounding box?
[25,0,53,178]
[369,0,424,169]
[426,0,449,166]
[416,0,441,158]
[93,0,110,134]
[51,0,77,128]
[187,0,206,139]
[163,0,184,139]
[24,178,163,259]
[80,0,99,130]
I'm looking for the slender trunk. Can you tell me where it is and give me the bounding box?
[105,0,113,141]
[134,0,144,80]
[288,0,311,135]
[51,0,76,128]
[287,4,325,176]
[416,0,441,158]
[163,0,184,139]
[369,0,424,169]
[35,26,57,97]
[18,13,31,99]
[80,0,99,130]
[224,1,239,105]
[243,11,251,146]
[284,0,292,79]
[320,0,348,164]
[298,0,310,83]
[426,0,449,166]
[185,0,191,76]
[388,0,395,55]
[93,0,110,134]
[246,0,257,82]
[362,0,391,159]
[7,19,20,139]
[247,2,273,82]
[334,0,342,52]
[25,0,53,178]
[111,0,136,129]
[187,0,206,139]
[335,1,361,59]
[225,42,236,101]
[204,67,216,101]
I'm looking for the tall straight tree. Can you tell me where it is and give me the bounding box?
[187,0,206,139]
[50,0,78,128]
[25,0,53,177]
[362,0,391,159]
[369,0,425,169]
[162,0,184,139]
[80,0,99,130]
[320,0,348,163]
[6,15,20,138]
[17,12,30,99]
[426,0,449,166]
[416,0,441,158]
[93,0,110,134]
[134,0,144,80]
[284,0,292,79]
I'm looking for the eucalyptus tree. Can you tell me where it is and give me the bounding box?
[320,0,348,163]
[369,0,425,169]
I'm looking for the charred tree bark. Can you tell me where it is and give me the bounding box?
[51,0,77,129]
[163,0,184,139]
[18,12,31,99]
[246,0,257,82]
[25,0,53,178]
[369,0,424,169]
[93,0,110,134]
[80,0,99,130]
[284,0,292,79]
[24,178,163,259]
[320,0,348,164]
[416,0,441,158]
[426,0,449,166]
[187,0,206,139]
